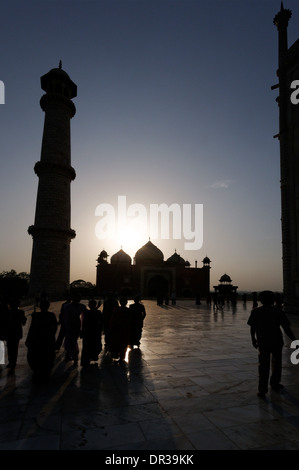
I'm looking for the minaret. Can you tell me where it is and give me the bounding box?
[274,2,292,65]
[28,63,77,300]
[273,4,299,312]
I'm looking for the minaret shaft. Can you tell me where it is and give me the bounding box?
[274,5,299,311]
[28,66,77,300]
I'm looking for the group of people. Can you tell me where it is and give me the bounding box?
[1,289,298,398]
[53,292,146,374]
[0,293,146,382]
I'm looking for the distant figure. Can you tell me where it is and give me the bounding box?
[274,293,283,310]
[55,296,71,351]
[26,300,57,382]
[0,297,8,342]
[218,294,224,309]
[213,292,218,310]
[5,298,27,374]
[171,291,176,306]
[247,290,296,398]
[110,297,131,362]
[35,291,40,308]
[40,290,48,303]
[102,292,119,352]
[230,291,237,307]
[80,299,103,368]
[129,296,146,348]
[63,293,87,366]
[157,293,163,306]
[242,293,247,305]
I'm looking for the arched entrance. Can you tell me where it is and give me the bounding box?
[147,275,169,298]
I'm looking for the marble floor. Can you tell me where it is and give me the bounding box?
[1,299,299,451]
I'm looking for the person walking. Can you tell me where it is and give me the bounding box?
[129,295,146,349]
[110,297,131,362]
[247,290,296,398]
[55,296,71,351]
[63,293,86,366]
[5,298,27,374]
[26,300,57,382]
[102,292,118,352]
[80,299,103,368]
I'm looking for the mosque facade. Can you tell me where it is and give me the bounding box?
[96,240,211,299]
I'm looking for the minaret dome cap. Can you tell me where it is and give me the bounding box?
[40,63,77,98]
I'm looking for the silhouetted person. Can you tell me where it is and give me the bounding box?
[171,291,176,305]
[55,296,71,351]
[40,290,48,303]
[129,295,146,348]
[0,297,8,342]
[26,300,57,383]
[80,299,103,368]
[231,291,237,307]
[274,292,283,309]
[35,291,40,308]
[218,294,224,309]
[213,292,218,310]
[157,293,163,306]
[5,298,27,374]
[63,293,86,366]
[110,297,131,362]
[102,292,118,352]
[247,290,296,398]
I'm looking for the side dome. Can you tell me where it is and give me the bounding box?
[111,248,132,265]
[97,250,109,265]
[219,273,232,283]
[135,240,164,265]
[166,251,186,265]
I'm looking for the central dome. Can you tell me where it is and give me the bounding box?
[135,240,164,265]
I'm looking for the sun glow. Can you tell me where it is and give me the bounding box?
[117,225,146,254]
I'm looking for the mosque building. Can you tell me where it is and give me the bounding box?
[96,240,211,299]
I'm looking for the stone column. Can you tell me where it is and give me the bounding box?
[28,64,77,300]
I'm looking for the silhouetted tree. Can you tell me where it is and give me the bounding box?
[70,279,97,299]
[0,270,29,301]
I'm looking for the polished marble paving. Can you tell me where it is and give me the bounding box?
[1,299,299,450]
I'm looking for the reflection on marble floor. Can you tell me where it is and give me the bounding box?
[1,299,299,450]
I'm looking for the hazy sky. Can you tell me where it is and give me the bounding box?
[0,0,298,292]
